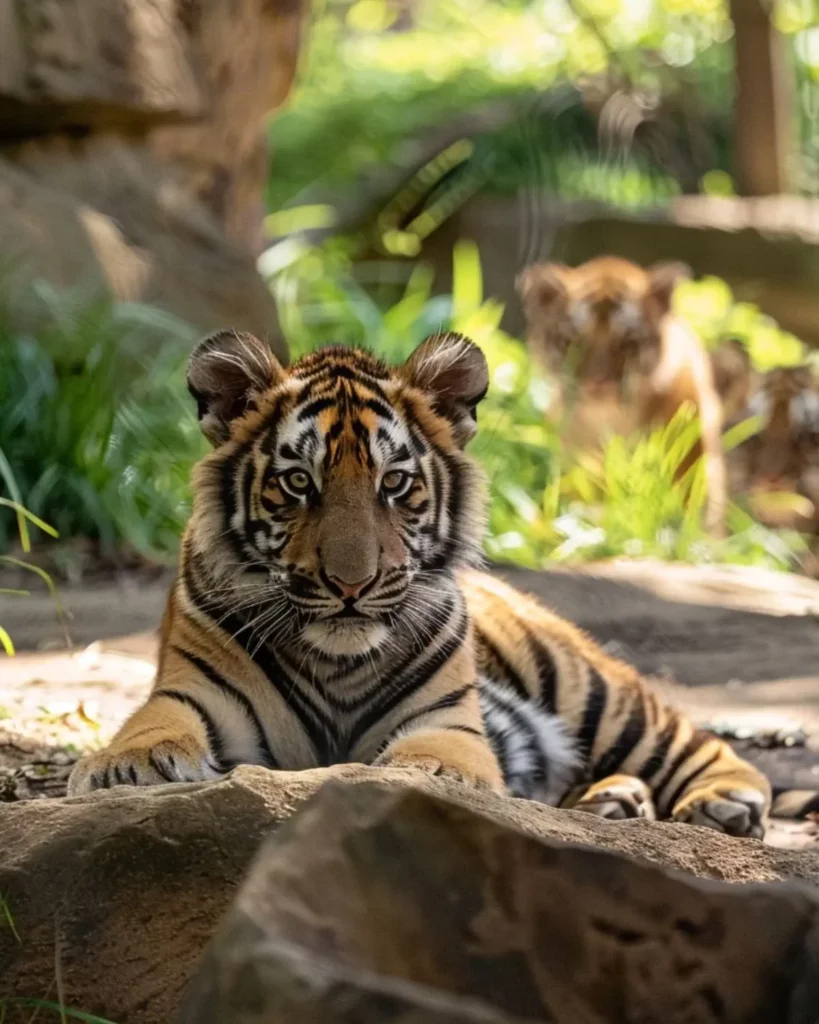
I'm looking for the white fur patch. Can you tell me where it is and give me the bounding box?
[480,680,580,805]
[302,620,389,657]
[610,301,641,333]
[748,389,772,422]
[791,390,819,431]
[570,302,592,331]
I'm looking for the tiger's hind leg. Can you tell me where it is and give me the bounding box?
[563,774,656,822]
[671,783,767,839]
[665,736,769,839]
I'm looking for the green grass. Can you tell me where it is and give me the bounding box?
[0,894,21,946]
[0,285,204,562]
[0,456,63,654]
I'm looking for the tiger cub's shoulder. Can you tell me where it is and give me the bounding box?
[458,567,625,671]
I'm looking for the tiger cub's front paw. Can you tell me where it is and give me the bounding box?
[375,731,504,794]
[67,736,221,796]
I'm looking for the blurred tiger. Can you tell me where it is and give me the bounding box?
[516,256,728,534]
[726,362,819,543]
[68,331,817,834]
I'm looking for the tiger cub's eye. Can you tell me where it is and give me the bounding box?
[381,470,412,497]
[281,469,312,495]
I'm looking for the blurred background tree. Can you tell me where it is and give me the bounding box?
[266,0,819,217]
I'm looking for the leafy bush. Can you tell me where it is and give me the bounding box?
[674,276,806,371]
[269,238,807,571]
[267,0,736,216]
[0,286,204,562]
[271,0,819,222]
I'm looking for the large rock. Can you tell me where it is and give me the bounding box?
[181,781,819,1024]
[0,0,307,348]
[151,0,308,249]
[2,766,819,1023]
[0,0,203,134]
[0,0,307,252]
[0,142,283,345]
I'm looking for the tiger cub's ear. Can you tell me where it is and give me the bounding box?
[646,261,692,311]
[515,263,568,308]
[402,332,489,446]
[187,330,284,445]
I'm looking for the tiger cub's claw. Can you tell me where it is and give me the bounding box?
[67,736,220,796]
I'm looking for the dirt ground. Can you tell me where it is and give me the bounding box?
[2,559,818,847]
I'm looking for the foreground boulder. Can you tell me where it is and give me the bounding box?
[2,766,819,1023]
[0,146,281,343]
[182,781,819,1024]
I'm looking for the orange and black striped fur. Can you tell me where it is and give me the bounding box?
[516,257,728,534]
[69,331,812,835]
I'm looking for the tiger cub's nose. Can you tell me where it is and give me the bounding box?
[328,572,377,600]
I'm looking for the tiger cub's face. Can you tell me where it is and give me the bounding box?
[186,331,488,656]
[741,365,819,487]
[516,256,690,393]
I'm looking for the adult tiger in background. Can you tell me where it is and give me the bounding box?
[516,256,729,534]
[69,330,815,835]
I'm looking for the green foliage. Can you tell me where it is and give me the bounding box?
[269,0,819,235]
[536,409,806,568]
[269,240,806,571]
[0,286,204,561]
[267,0,738,218]
[0,455,62,655]
[0,892,21,944]
[674,276,806,370]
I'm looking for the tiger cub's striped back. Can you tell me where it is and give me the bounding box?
[466,571,775,833]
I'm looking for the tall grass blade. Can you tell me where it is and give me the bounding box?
[0,626,15,656]
[0,1001,118,1024]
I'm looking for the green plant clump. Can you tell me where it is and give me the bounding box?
[0,454,63,655]
[0,285,205,562]
[674,276,806,371]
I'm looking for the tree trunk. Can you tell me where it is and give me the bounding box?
[730,0,792,195]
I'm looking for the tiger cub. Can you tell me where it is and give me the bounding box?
[727,363,819,538]
[516,256,728,533]
[69,330,788,837]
